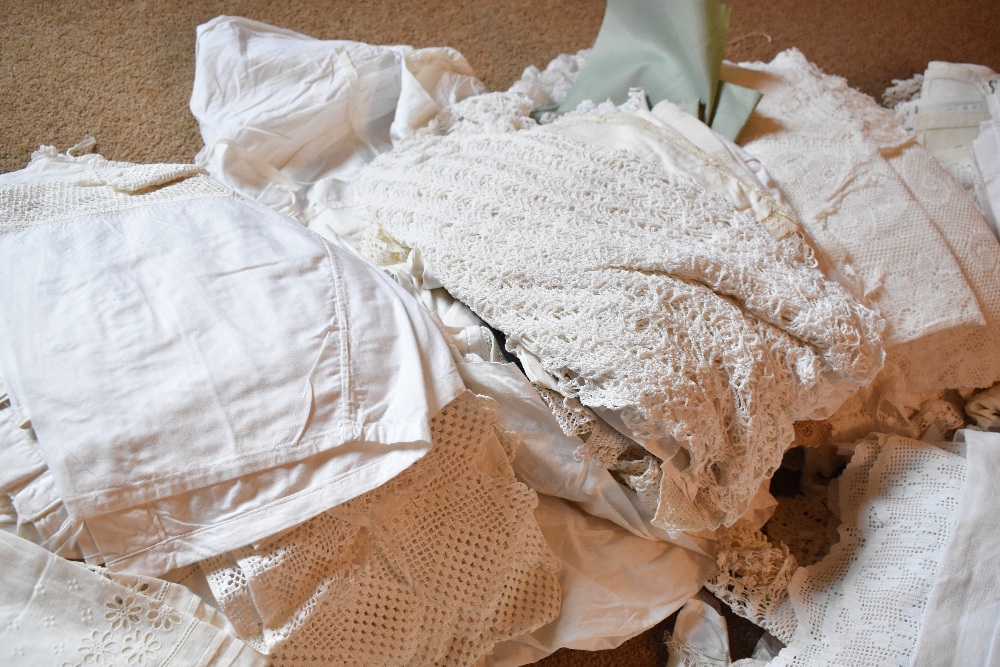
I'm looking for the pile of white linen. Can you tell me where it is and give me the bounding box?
[4,12,1000,667]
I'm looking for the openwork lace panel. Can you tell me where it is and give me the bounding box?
[761,436,965,665]
[353,127,883,531]
[201,392,561,667]
[740,50,1000,403]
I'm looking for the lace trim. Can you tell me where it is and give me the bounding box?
[532,384,596,439]
[705,520,797,633]
[0,172,228,230]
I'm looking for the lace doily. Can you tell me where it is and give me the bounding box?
[201,392,561,666]
[354,124,883,531]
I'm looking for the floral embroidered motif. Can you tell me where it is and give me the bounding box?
[145,602,182,631]
[116,576,152,596]
[104,594,141,630]
[78,630,117,665]
[121,629,160,666]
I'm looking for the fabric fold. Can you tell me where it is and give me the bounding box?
[0,149,463,574]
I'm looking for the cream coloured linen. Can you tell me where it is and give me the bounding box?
[0,151,463,574]
[734,50,988,349]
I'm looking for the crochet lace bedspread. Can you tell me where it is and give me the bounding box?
[200,392,561,667]
[354,126,883,531]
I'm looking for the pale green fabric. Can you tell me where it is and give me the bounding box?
[558,0,761,139]
[710,78,763,140]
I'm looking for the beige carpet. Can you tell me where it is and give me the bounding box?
[3,1,1000,664]
[4,0,1000,175]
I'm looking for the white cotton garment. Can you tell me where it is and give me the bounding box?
[485,494,712,666]
[0,150,464,574]
[911,429,1000,667]
[0,530,267,667]
[353,119,883,532]
[190,15,484,239]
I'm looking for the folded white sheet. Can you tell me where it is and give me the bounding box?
[0,150,463,574]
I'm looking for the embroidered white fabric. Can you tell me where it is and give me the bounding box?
[737,49,989,349]
[0,530,265,667]
[759,435,966,666]
[353,122,883,532]
[200,392,561,667]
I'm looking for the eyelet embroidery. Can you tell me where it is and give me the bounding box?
[77,630,117,665]
[120,629,161,666]
[104,594,142,631]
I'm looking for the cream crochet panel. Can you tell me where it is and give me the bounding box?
[738,50,1000,396]
[200,392,561,667]
[353,112,884,531]
[734,50,1000,445]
